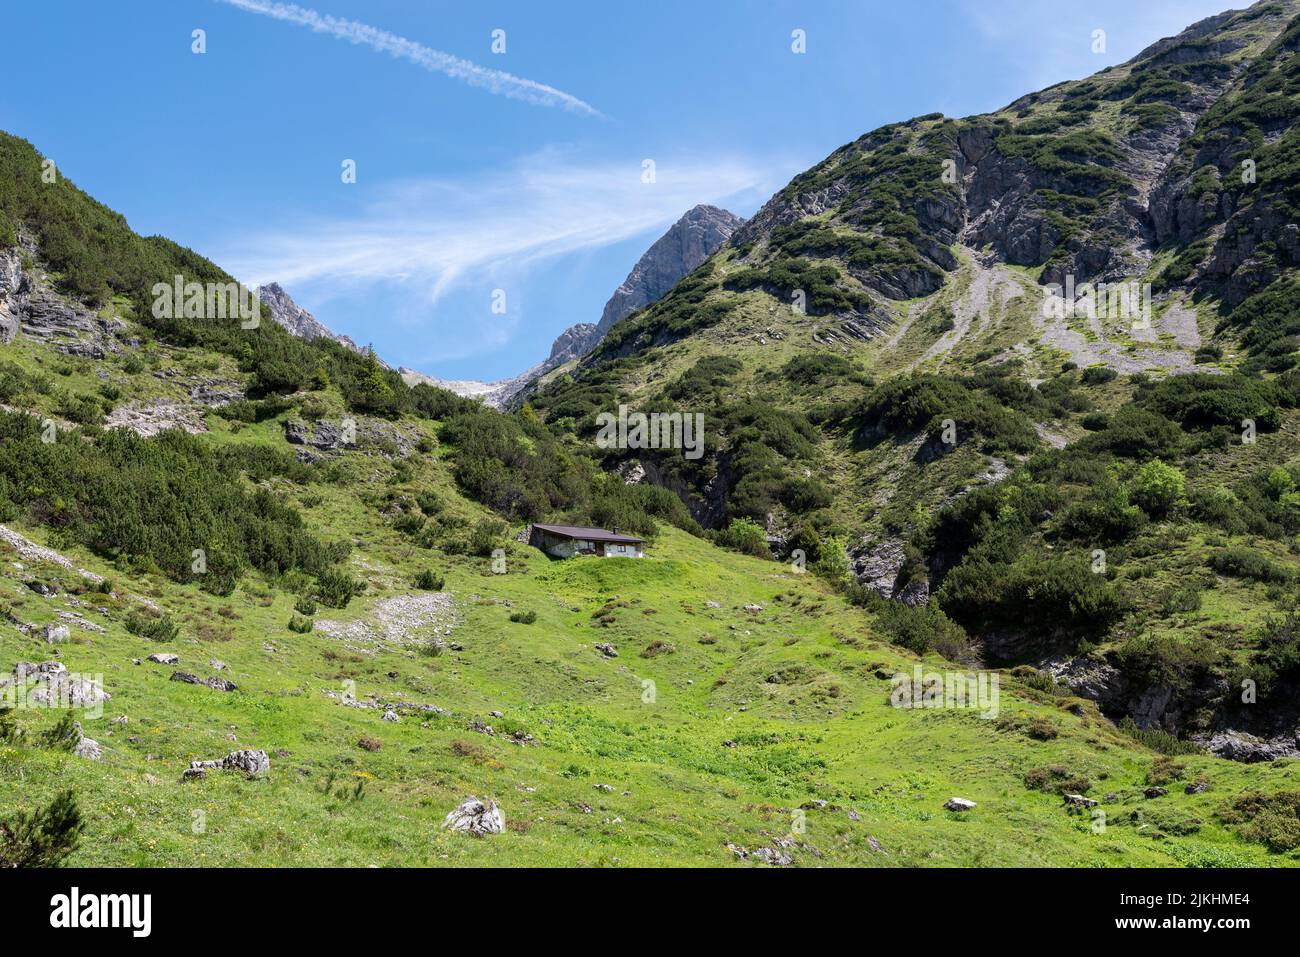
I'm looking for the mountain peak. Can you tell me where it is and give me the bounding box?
[255,282,369,358]
[403,204,744,409]
[595,204,745,336]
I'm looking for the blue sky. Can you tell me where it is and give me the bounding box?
[1,0,1241,380]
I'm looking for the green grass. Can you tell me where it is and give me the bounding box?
[4,486,1299,866]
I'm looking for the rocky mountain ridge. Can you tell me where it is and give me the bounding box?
[401,204,743,409]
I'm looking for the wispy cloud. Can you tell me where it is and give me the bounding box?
[218,150,782,303]
[215,0,602,117]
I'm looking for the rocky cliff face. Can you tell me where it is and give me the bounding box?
[0,236,126,357]
[714,0,1299,352]
[256,282,366,355]
[546,322,599,364]
[596,205,744,337]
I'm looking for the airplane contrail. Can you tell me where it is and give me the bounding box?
[215,0,603,117]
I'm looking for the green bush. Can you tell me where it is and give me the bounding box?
[715,518,771,558]
[1058,480,1146,543]
[1208,548,1296,584]
[416,490,443,515]
[938,554,1129,648]
[1022,765,1092,795]
[1219,791,1300,852]
[414,569,445,590]
[509,610,537,624]
[42,713,81,752]
[1138,373,1280,432]
[1081,406,1183,459]
[1130,460,1186,517]
[125,611,179,643]
[468,518,508,557]
[0,789,85,867]
[288,614,314,634]
[1159,583,1202,616]
[0,411,337,589]
[315,567,364,608]
[1118,716,1201,755]
[1080,366,1118,386]
[873,601,973,660]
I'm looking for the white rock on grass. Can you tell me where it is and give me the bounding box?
[442,797,505,836]
[69,722,102,761]
[184,749,270,780]
[944,797,977,812]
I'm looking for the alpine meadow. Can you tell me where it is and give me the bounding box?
[3,1,1300,910]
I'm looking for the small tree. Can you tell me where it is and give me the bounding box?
[716,518,770,558]
[469,518,507,557]
[0,789,85,867]
[1131,460,1186,518]
[316,567,364,608]
[1266,466,1296,500]
[414,569,444,590]
[814,535,852,585]
[791,522,823,564]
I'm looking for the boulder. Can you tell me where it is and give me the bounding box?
[186,749,270,778]
[72,722,101,761]
[43,624,70,644]
[170,671,237,692]
[442,797,505,836]
[222,749,270,776]
[147,653,179,665]
[1199,730,1295,763]
[944,797,977,812]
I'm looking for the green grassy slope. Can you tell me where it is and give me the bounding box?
[4,2,1300,868]
[4,464,1298,867]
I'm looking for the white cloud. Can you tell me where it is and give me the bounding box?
[217,149,783,306]
[215,0,602,117]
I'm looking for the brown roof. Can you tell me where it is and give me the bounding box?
[531,523,644,544]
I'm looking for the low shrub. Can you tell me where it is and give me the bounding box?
[414,569,445,590]
[1208,548,1296,584]
[1219,791,1300,851]
[316,567,364,608]
[125,610,179,643]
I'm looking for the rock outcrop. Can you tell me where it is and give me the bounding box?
[0,238,124,356]
[594,205,745,340]
[184,749,270,780]
[442,796,505,836]
[256,282,370,356]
